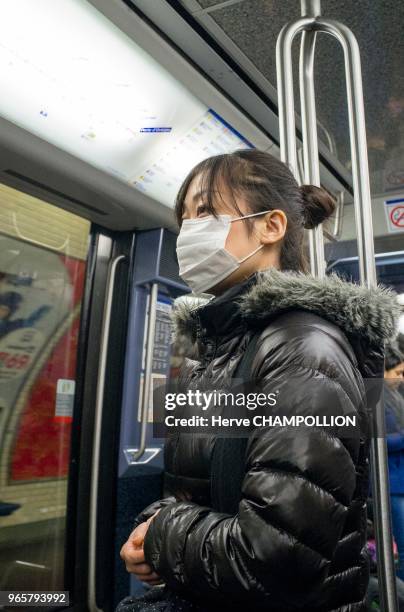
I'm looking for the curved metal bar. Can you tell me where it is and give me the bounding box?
[318,19,398,609]
[297,146,305,185]
[314,18,377,286]
[276,12,398,611]
[309,25,396,607]
[89,253,126,612]
[371,403,399,611]
[301,0,321,16]
[276,17,326,276]
[317,119,338,155]
[300,28,325,277]
[276,16,313,178]
[332,190,345,238]
[132,281,159,461]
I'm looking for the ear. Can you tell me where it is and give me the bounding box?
[259,210,287,245]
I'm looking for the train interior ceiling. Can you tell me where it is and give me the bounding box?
[0,0,404,611]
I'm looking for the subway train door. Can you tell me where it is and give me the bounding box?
[0,184,93,606]
[68,225,187,612]
[113,229,188,609]
[0,180,143,612]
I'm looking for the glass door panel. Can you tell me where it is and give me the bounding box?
[0,183,90,599]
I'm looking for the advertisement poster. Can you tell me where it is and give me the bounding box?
[0,234,85,482]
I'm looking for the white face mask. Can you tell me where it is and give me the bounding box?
[176,210,271,294]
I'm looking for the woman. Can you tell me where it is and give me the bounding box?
[384,341,404,580]
[120,150,399,611]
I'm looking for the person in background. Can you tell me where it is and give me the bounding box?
[366,499,404,610]
[384,340,404,580]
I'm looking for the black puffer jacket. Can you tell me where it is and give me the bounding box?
[135,269,399,612]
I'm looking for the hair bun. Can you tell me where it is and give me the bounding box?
[300,184,337,229]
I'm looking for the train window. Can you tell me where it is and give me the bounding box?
[0,183,90,592]
[327,252,404,295]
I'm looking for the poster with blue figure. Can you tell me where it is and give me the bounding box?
[0,291,51,340]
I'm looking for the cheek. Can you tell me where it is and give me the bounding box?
[224,222,253,258]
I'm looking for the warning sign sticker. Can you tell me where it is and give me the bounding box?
[384,198,404,233]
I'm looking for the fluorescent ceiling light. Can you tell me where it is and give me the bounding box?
[0,0,252,207]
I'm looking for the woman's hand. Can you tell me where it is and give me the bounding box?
[120,511,163,585]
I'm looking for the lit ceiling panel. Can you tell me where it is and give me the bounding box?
[0,0,253,207]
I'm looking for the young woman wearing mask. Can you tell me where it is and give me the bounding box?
[119,149,399,612]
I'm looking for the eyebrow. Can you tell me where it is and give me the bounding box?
[192,189,210,203]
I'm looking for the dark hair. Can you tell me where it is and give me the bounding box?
[385,340,404,371]
[174,149,336,271]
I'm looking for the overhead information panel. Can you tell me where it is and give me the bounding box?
[0,0,252,207]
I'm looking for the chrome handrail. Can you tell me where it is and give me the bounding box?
[132,281,159,461]
[88,253,126,612]
[300,25,325,277]
[276,1,398,609]
[317,119,338,155]
[332,190,345,238]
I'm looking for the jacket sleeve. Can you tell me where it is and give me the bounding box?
[132,497,176,530]
[143,327,365,608]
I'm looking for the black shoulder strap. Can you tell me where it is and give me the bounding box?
[211,332,260,514]
[233,332,260,382]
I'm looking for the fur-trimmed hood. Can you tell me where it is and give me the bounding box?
[172,268,401,356]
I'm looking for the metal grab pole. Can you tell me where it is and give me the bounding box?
[299,27,325,277]
[301,0,321,16]
[89,253,126,612]
[276,12,326,278]
[132,282,158,461]
[276,3,398,610]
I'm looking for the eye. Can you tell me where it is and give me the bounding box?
[196,203,209,217]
